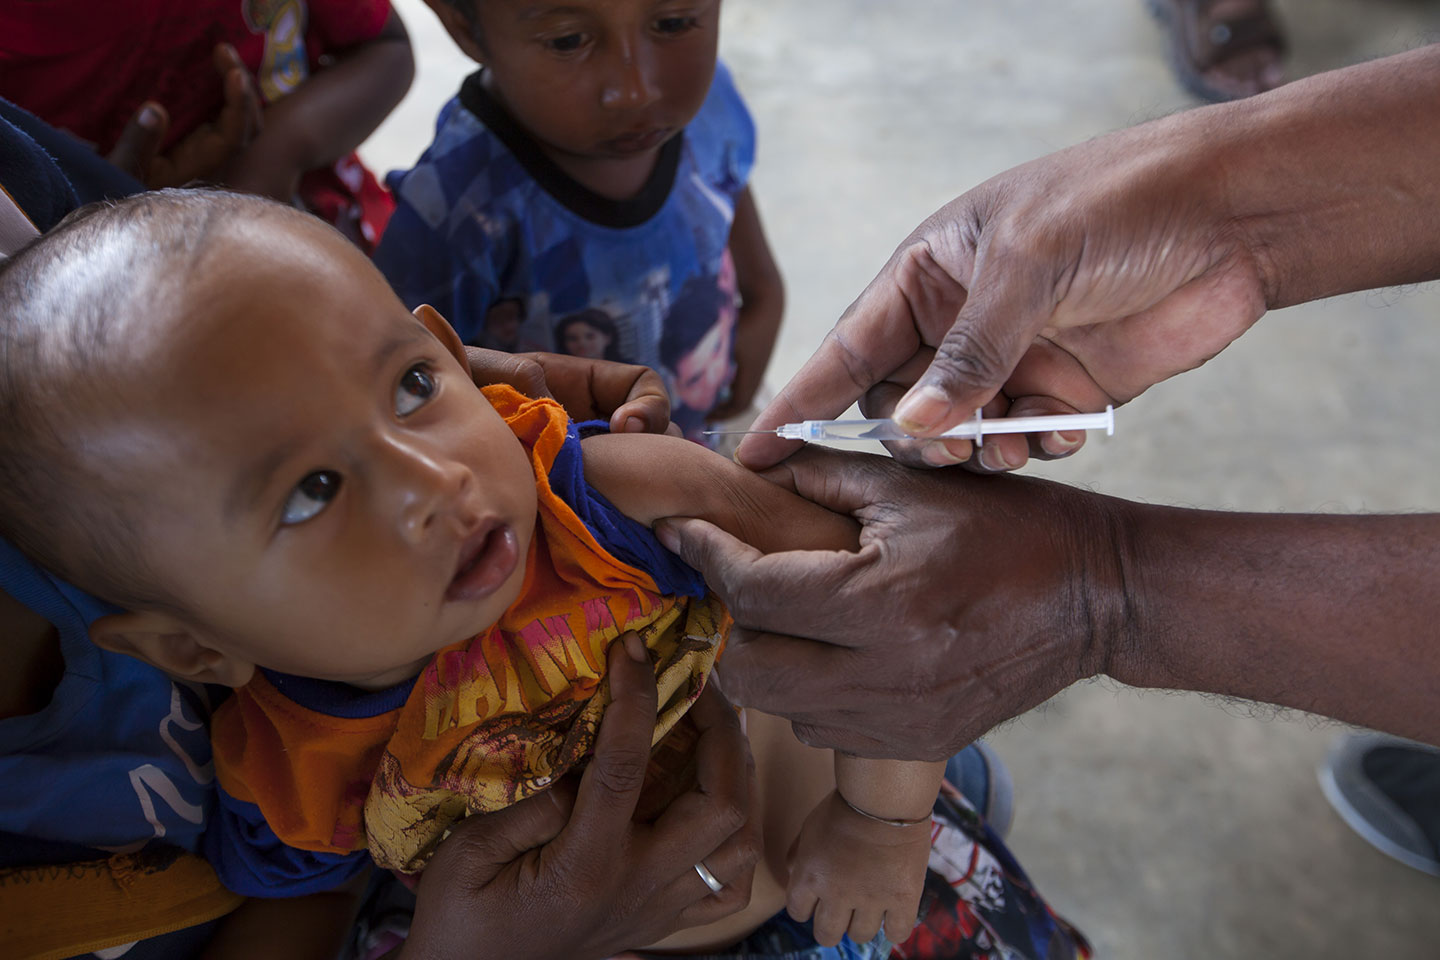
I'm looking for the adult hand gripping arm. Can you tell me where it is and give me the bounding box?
[659,449,1440,760]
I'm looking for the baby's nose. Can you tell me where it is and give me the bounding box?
[390,441,475,543]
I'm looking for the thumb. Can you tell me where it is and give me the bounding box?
[655,517,765,603]
[892,249,1053,437]
[431,791,569,882]
[106,101,168,181]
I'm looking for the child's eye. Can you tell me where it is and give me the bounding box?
[546,32,588,53]
[396,363,436,416]
[654,15,699,35]
[281,470,342,526]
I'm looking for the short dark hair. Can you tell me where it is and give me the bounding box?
[0,188,281,611]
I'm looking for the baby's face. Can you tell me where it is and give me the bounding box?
[80,214,538,688]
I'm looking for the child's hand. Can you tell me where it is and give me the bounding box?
[785,790,930,947]
[107,44,262,189]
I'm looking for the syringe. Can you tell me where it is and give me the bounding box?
[705,405,1114,445]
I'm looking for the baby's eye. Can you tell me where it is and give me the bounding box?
[546,32,587,53]
[396,363,436,416]
[281,470,342,526]
[654,15,699,35]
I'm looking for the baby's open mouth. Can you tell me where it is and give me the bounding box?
[445,523,519,602]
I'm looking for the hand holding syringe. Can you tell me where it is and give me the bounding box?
[706,406,1114,445]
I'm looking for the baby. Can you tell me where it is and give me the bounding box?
[0,190,941,953]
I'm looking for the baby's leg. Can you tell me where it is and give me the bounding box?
[642,709,834,953]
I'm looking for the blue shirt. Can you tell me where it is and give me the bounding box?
[375,63,756,441]
[0,539,216,865]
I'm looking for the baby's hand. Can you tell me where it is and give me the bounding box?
[785,790,931,947]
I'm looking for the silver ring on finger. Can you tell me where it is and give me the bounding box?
[693,860,724,894]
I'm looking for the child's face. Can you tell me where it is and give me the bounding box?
[471,0,719,169]
[563,320,612,359]
[82,215,538,689]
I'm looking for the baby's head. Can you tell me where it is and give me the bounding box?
[424,0,719,172]
[0,190,538,690]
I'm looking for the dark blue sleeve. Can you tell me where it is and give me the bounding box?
[549,421,707,599]
[203,784,369,898]
[0,98,142,214]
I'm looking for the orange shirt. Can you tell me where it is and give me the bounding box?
[211,386,727,874]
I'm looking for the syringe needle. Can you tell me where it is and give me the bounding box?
[703,407,1115,443]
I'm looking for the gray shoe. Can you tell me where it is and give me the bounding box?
[945,740,1015,840]
[1318,732,1440,878]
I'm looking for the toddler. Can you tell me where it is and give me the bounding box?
[374,0,782,442]
[0,0,412,250]
[0,191,940,954]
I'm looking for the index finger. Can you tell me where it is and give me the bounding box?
[560,634,657,851]
[466,346,556,400]
[738,239,967,469]
[520,352,673,435]
[652,682,748,836]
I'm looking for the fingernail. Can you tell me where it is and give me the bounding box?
[139,104,163,129]
[980,445,1014,472]
[893,384,951,434]
[624,416,645,434]
[655,519,679,552]
[1046,430,1082,453]
[623,631,647,662]
[920,441,966,467]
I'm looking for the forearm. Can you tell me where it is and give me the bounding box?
[728,296,781,410]
[725,187,783,409]
[1203,44,1440,307]
[1107,501,1440,743]
[834,755,944,823]
[229,11,413,196]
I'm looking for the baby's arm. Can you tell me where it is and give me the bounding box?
[786,756,943,947]
[580,430,857,553]
[712,187,783,421]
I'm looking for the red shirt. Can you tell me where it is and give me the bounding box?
[0,0,391,154]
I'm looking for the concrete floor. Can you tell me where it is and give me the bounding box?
[361,2,1440,956]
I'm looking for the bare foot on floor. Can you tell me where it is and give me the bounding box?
[1150,0,1286,102]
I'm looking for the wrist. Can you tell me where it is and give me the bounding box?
[1209,46,1440,308]
[1055,484,1143,689]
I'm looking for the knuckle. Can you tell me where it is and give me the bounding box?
[590,748,649,798]
[931,322,1009,388]
[708,794,747,836]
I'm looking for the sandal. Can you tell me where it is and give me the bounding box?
[1147,0,1287,102]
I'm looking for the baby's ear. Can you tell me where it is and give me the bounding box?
[89,611,256,688]
[414,304,470,369]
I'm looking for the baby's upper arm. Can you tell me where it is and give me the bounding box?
[580,432,858,554]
